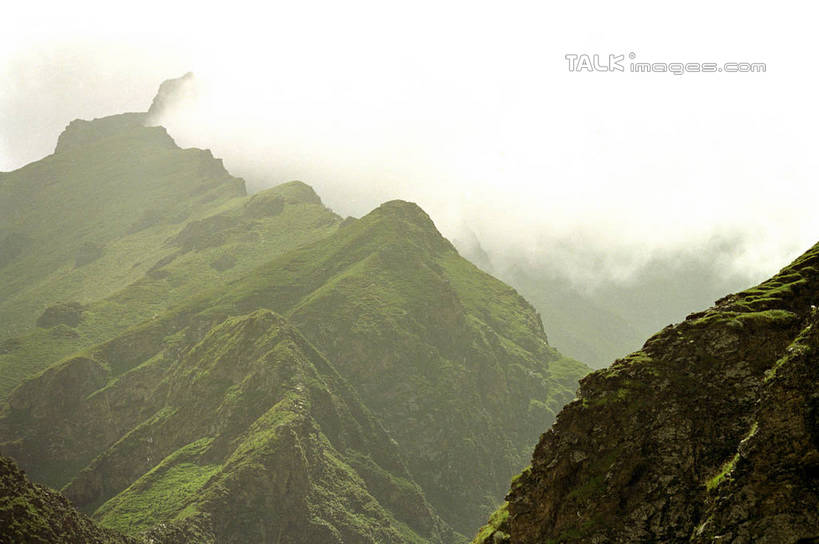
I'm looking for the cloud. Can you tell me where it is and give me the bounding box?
[2,0,818,290]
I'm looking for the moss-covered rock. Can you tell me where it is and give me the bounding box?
[477,242,819,543]
[0,455,137,544]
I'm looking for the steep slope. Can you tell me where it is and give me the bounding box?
[0,111,244,338]
[0,175,340,400]
[501,268,644,368]
[0,455,217,544]
[1,310,454,543]
[473,242,819,543]
[0,74,342,400]
[214,200,589,532]
[457,236,756,369]
[0,93,342,401]
[0,455,139,544]
[1,199,589,537]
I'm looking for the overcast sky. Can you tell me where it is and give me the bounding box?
[2,1,817,288]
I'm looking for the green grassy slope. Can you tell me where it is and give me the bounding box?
[0,81,590,539]
[0,110,341,399]
[0,112,244,338]
[1,310,456,543]
[206,200,589,532]
[0,198,589,538]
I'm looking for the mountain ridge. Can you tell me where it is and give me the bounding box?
[1,191,588,538]
[0,74,590,542]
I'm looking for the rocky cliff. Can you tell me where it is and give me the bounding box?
[474,242,819,543]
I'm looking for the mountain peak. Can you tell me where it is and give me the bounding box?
[52,72,196,155]
[268,180,323,205]
[372,199,436,228]
[147,72,196,122]
[363,199,454,253]
[53,112,175,154]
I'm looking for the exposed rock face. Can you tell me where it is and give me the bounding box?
[0,455,138,544]
[692,306,819,543]
[474,242,819,543]
[0,454,219,543]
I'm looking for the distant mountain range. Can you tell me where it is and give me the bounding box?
[456,238,756,369]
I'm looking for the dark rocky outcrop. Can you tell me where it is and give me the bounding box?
[0,455,137,544]
[0,454,220,543]
[474,242,819,543]
[35,301,86,329]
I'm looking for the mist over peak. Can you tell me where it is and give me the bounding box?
[138,68,814,304]
[147,71,196,123]
[2,3,817,302]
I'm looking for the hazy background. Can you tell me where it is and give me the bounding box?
[2,1,818,362]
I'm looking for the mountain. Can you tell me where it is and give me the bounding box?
[0,107,341,400]
[0,198,588,539]
[473,242,819,543]
[0,111,242,339]
[147,72,196,121]
[0,76,590,541]
[1,310,454,543]
[0,454,216,544]
[457,236,757,369]
[499,268,644,369]
[213,200,589,533]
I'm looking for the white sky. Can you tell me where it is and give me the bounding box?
[2,0,818,286]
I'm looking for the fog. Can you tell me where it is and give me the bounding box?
[3,0,818,292]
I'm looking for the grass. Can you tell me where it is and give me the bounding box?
[0,112,343,401]
[2,127,594,540]
[2,195,592,539]
[472,502,509,543]
[705,453,740,492]
[0,114,244,339]
[0,178,341,400]
[95,439,219,534]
